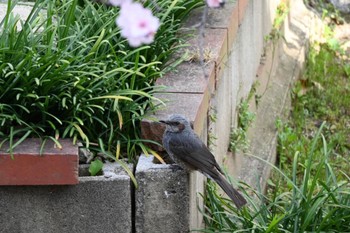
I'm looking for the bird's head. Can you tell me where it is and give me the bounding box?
[160,114,191,133]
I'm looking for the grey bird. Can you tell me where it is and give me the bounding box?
[160,114,247,209]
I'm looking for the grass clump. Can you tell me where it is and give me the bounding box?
[278,26,350,179]
[0,0,202,163]
[198,125,350,232]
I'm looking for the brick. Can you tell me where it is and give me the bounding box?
[0,138,78,185]
[140,119,166,152]
[156,62,214,93]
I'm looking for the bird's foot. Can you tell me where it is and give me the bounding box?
[169,164,183,172]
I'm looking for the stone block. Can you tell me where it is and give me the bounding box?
[0,162,132,233]
[135,154,190,233]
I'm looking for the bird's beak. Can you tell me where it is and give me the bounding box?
[159,120,168,125]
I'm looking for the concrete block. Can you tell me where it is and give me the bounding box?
[238,0,249,24]
[135,154,190,233]
[0,162,132,233]
[230,39,241,124]
[252,0,264,70]
[237,1,255,99]
[140,93,209,230]
[182,2,239,50]
[145,92,209,139]
[208,49,233,166]
[156,62,214,93]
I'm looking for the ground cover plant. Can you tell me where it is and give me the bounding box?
[0,0,202,167]
[199,98,350,232]
[199,125,350,232]
[276,30,350,183]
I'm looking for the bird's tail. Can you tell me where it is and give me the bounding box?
[214,174,247,209]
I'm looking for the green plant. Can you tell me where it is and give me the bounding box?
[0,0,203,169]
[272,15,349,193]
[230,100,255,152]
[264,2,288,43]
[291,34,350,157]
[198,124,350,232]
[260,2,289,103]
[305,0,345,25]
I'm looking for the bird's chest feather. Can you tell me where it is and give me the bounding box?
[166,131,200,171]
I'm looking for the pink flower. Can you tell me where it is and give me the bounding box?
[116,2,160,47]
[206,0,225,8]
[109,0,131,7]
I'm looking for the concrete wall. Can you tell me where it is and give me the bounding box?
[0,163,133,233]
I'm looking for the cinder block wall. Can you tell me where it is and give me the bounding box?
[0,163,133,233]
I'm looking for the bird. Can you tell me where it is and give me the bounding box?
[160,114,247,209]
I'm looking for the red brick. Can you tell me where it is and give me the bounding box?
[141,119,166,152]
[0,138,78,185]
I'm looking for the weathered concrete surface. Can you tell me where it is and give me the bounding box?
[236,0,324,190]
[0,162,132,233]
[0,2,33,18]
[208,0,281,185]
[147,0,323,214]
[135,154,190,233]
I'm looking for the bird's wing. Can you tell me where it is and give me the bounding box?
[168,133,223,177]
